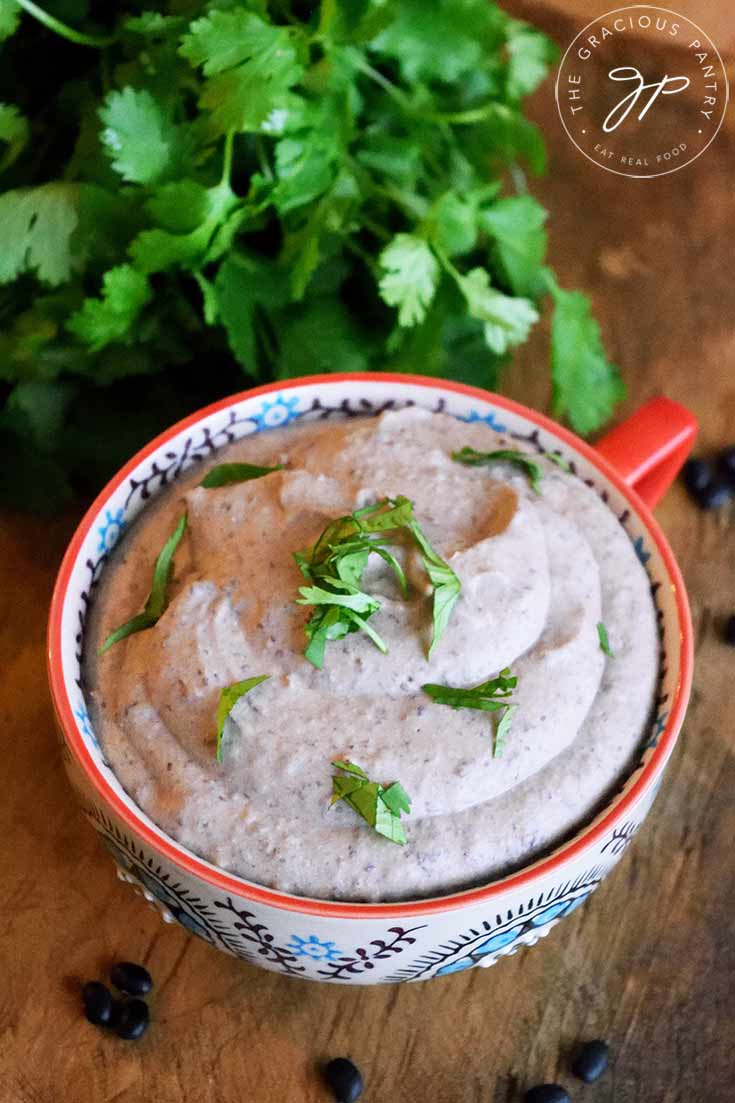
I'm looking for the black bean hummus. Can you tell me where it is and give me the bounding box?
[86,409,658,901]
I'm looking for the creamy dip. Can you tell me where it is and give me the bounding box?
[85,408,658,902]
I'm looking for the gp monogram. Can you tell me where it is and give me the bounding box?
[555,5,728,178]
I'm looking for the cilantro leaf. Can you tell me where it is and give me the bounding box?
[99,513,187,653]
[331,759,411,845]
[493,703,516,758]
[129,181,239,275]
[378,234,439,327]
[213,252,288,372]
[423,669,518,753]
[429,191,479,258]
[457,267,538,353]
[481,196,548,298]
[548,275,626,434]
[505,22,559,101]
[597,621,615,658]
[99,88,188,187]
[331,759,369,780]
[0,183,80,286]
[380,780,412,817]
[479,105,547,176]
[407,519,461,656]
[0,103,29,173]
[179,9,304,135]
[452,446,543,493]
[422,668,517,711]
[272,127,340,215]
[124,12,186,37]
[67,265,151,351]
[200,462,283,488]
[275,298,372,378]
[372,0,494,83]
[215,675,270,762]
[0,0,19,41]
[297,583,381,616]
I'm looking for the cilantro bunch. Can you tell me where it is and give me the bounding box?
[0,0,624,511]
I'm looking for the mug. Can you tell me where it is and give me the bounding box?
[48,374,695,984]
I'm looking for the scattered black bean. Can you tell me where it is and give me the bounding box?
[718,447,735,486]
[323,1057,364,1103]
[724,614,735,647]
[682,457,713,495]
[696,479,732,510]
[524,1086,571,1103]
[112,997,150,1041]
[571,1039,610,1083]
[110,961,153,997]
[82,981,114,1026]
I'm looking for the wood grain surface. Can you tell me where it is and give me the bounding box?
[2,5,734,1101]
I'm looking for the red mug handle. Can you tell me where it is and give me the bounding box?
[594,396,698,510]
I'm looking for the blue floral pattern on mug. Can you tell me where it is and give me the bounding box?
[644,709,669,749]
[286,934,343,962]
[97,507,126,553]
[455,409,507,432]
[251,395,302,431]
[435,957,475,977]
[74,702,104,759]
[633,535,651,565]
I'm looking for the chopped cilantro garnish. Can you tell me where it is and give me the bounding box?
[546,451,571,472]
[597,621,614,658]
[330,759,411,846]
[407,518,462,657]
[295,496,460,667]
[452,446,543,493]
[200,462,283,488]
[215,675,270,762]
[493,703,517,758]
[99,513,187,653]
[422,668,518,756]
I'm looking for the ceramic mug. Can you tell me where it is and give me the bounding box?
[48,374,696,984]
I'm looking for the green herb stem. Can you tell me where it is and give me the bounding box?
[17,0,115,47]
[220,130,235,187]
[597,621,615,658]
[352,55,413,113]
[254,135,273,182]
[427,103,499,125]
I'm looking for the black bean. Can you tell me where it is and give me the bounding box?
[682,457,713,495]
[694,479,732,510]
[110,961,153,996]
[524,1086,571,1103]
[112,997,150,1041]
[723,614,735,647]
[718,447,735,486]
[323,1057,364,1103]
[571,1038,610,1083]
[82,980,113,1026]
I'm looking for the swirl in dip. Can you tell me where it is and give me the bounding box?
[86,408,658,902]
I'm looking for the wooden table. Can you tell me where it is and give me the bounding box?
[2,8,734,1102]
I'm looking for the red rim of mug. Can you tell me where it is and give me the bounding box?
[47,373,693,919]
